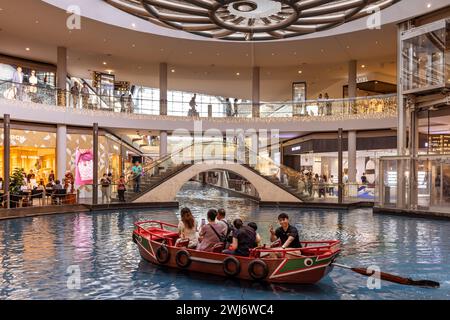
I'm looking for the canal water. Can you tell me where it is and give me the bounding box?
[0,182,449,300]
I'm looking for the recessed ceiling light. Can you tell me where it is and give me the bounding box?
[271,53,275,56]
[361,64,366,68]
[171,69,175,73]
[298,70,303,74]
[346,45,350,49]
[236,72,240,76]
[132,44,136,48]
[103,62,107,65]
[427,3,431,8]
[35,20,39,24]
[189,51,193,54]
[131,23,136,28]
[25,47,30,51]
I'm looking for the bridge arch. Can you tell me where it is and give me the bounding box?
[134,161,301,203]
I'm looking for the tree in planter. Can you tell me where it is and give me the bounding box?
[9,168,25,208]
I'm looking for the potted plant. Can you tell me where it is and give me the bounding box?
[9,168,25,208]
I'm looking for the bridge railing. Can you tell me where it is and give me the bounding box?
[0,80,397,120]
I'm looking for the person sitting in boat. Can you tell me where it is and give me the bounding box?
[247,222,262,247]
[197,209,227,252]
[269,213,302,249]
[217,208,233,246]
[222,219,257,257]
[175,207,198,249]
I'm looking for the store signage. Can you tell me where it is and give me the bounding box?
[11,135,27,144]
[292,146,301,152]
[428,135,450,153]
[75,149,94,186]
[357,76,368,83]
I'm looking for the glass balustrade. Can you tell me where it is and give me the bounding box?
[0,80,397,120]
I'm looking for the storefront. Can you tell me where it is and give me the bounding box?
[283,131,398,184]
[0,127,56,183]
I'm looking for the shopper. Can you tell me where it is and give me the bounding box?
[81,83,90,109]
[48,170,55,183]
[318,93,324,116]
[100,173,111,204]
[324,92,332,115]
[361,172,368,184]
[29,70,38,101]
[233,98,239,117]
[132,161,143,193]
[117,175,126,202]
[107,172,113,201]
[225,98,232,117]
[70,82,80,108]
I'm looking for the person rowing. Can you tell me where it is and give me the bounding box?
[269,213,301,249]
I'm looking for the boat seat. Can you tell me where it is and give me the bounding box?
[175,239,190,248]
[211,242,225,253]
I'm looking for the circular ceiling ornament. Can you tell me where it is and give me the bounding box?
[105,0,401,41]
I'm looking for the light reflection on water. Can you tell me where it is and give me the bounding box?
[0,182,449,300]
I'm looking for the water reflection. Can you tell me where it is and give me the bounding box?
[0,182,449,300]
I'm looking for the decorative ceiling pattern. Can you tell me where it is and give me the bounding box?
[105,0,400,41]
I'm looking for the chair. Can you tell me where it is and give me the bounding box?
[31,189,44,206]
[51,189,67,205]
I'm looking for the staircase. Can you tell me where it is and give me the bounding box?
[242,164,309,202]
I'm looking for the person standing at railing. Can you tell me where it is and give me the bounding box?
[29,70,38,102]
[325,93,332,116]
[70,82,80,109]
[132,161,143,193]
[225,98,233,117]
[117,175,126,202]
[233,98,239,117]
[318,93,324,116]
[81,83,90,109]
[100,173,111,204]
[12,66,24,100]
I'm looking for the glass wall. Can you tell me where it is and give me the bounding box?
[402,19,450,94]
[0,129,56,184]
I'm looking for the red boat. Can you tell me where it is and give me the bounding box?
[133,220,341,284]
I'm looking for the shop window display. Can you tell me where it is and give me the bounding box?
[0,129,56,186]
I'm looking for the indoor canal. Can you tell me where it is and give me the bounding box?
[0,182,449,300]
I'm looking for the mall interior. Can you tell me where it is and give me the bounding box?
[0,0,449,218]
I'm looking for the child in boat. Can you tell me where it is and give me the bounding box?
[176,207,198,249]
[269,213,301,249]
[197,209,227,252]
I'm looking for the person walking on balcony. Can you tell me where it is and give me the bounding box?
[132,161,143,193]
[81,83,90,109]
[70,82,80,109]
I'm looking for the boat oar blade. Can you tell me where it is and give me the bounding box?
[333,264,440,288]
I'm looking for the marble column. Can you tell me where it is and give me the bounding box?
[57,47,67,106]
[252,66,260,118]
[348,130,357,197]
[160,63,168,116]
[56,124,67,182]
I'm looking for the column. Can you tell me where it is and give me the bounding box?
[338,128,343,204]
[397,22,407,208]
[348,131,357,197]
[160,131,168,159]
[57,46,67,106]
[160,62,168,116]
[252,66,260,118]
[92,123,99,205]
[56,124,67,182]
[348,60,357,114]
[3,114,10,208]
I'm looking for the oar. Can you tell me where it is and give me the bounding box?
[332,263,440,288]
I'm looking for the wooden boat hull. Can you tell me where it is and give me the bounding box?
[133,227,340,284]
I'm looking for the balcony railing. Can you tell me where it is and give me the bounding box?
[0,80,397,119]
